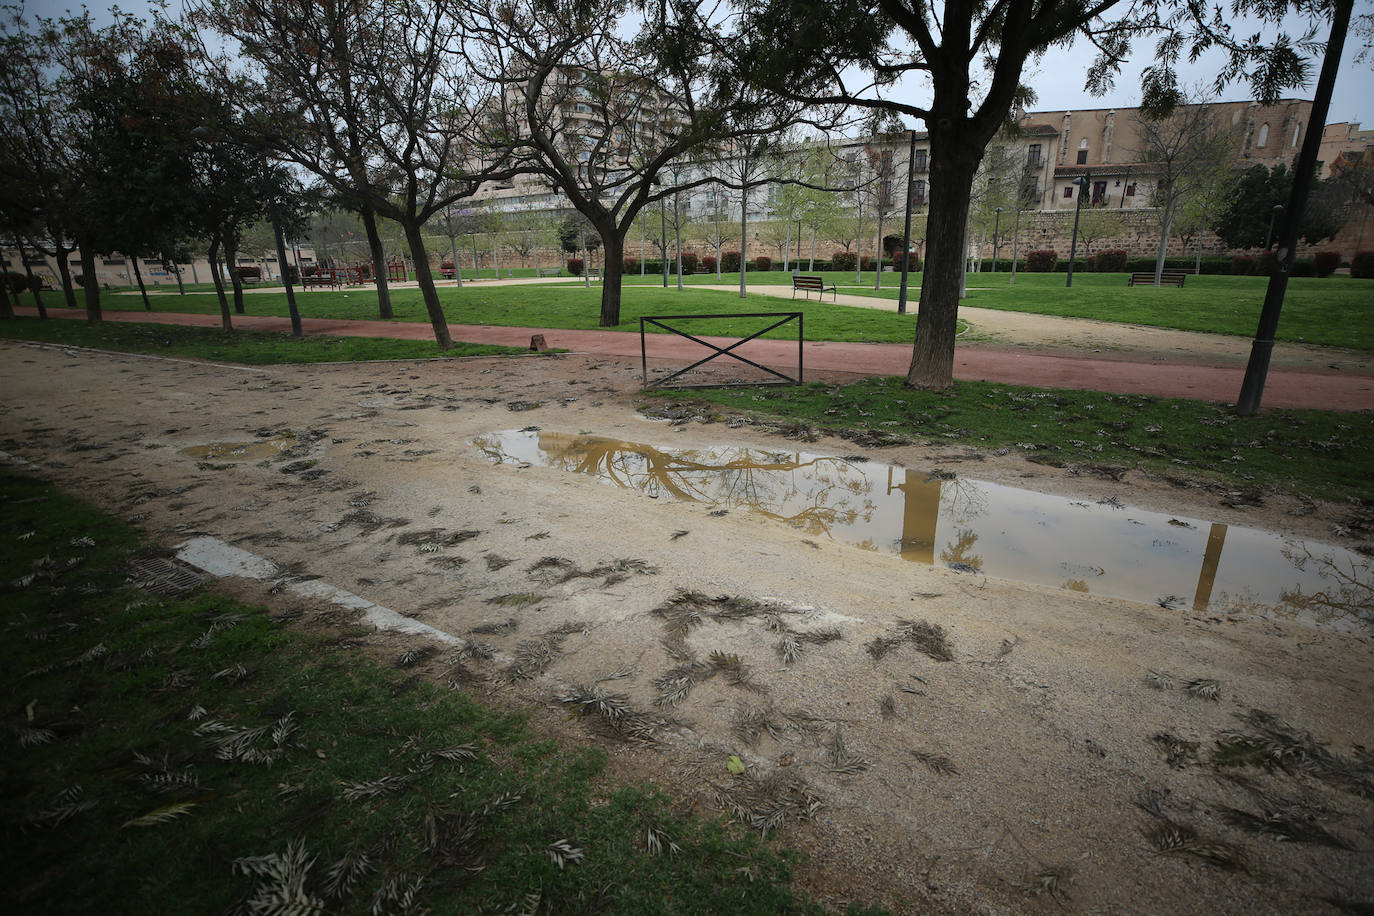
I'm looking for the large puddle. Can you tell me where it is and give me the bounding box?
[474,429,1372,629]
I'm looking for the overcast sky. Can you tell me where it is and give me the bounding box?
[23,0,1374,128]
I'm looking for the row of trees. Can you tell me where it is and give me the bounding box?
[1,0,1348,388]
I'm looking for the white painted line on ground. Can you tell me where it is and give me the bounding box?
[175,535,462,646]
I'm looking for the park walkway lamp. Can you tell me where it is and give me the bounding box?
[991,207,1002,273]
[1065,176,1090,288]
[1265,204,1284,250]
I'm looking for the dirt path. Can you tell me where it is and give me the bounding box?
[17,304,1374,411]
[2,340,1370,914]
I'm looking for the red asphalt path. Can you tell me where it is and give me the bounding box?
[16,306,1374,411]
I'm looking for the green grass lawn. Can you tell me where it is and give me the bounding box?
[69,283,928,344]
[0,472,832,914]
[0,318,532,364]
[649,377,1374,505]
[53,268,1372,351]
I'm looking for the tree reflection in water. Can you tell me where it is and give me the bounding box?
[473,431,876,538]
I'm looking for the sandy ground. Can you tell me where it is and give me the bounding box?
[1,339,1371,914]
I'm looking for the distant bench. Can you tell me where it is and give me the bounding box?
[301,273,337,289]
[537,267,561,277]
[1128,271,1186,287]
[792,274,836,301]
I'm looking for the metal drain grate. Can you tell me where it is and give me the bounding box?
[128,557,206,596]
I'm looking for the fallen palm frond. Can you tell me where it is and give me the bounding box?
[867,618,953,662]
[643,817,681,857]
[823,729,870,776]
[133,751,200,795]
[25,785,97,830]
[504,623,590,681]
[1147,820,1247,871]
[910,749,957,775]
[121,801,198,829]
[1023,866,1072,902]
[1152,733,1200,768]
[486,592,540,610]
[396,646,437,668]
[1185,678,1221,701]
[546,839,584,870]
[557,684,655,742]
[484,554,512,571]
[878,695,897,719]
[369,873,424,916]
[1134,787,1171,820]
[195,713,298,767]
[1145,669,1175,690]
[1218,804,1352,849]
[321,846,374,901]
[1213,709,1374,799]
[231,838,324,915]
[469,618,518,635]
[339,774,410,801]
[423,804,485,869]
[652,663,705,708]
[16,726,57,748]
[713,768,823,837]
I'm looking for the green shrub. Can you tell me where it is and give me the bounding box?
[1351,251,1374,279]
[1231,255,1255,275]
[701,255,717,273]
[1290,259,1315,277]
[1096,249,1128,272]
[1313,250,1341,277]
[622,256,638,273]
[892,251,921,272]
[720,251,741,272]
[679,251,698,274]
[831,251,857,271]
[1025,249,1056,271]
[753,255,772,271]
[566,258,583,275]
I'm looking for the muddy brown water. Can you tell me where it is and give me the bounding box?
[474,428,1372,630]
[178,434,295,461]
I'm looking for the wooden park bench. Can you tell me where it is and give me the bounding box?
[792,274,836,301]
[300,272,337,289]
[587,267,601,279]
[537,267,561,277]
[1128,271,1186,287]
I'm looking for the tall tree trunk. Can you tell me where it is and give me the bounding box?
[1154,200,1174,287]
[907,139,982,390]
[224,242,245,314]
[77,238,101,322]
[56,249,77,309]
[17,241,47,318]
[449,230,463,288]
[471,233,480,279]
[0,271,14,319]
[809,228,816,271]
[674,194,683,291]
[874,212,884,289]
[402,217,451,349]
[208,238,232,331]
[529,230,536,281]
[597,225,625,327]
[784,220,791,273]
[361,206,393,317]
[171,258,185,295]
[131,258,151,310]
[739,185,748,298]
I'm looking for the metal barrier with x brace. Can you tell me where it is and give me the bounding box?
[639,311,803,389]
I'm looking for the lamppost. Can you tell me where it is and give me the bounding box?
[1010,205,1022,286]
[991,207,1002,273]
[1265,204,1284,250]
[1065,176,1090,288]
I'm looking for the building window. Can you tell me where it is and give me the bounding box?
[1257,123,1269,147]
[913,179,926,204]
[913,150,927,171]
[1063,186,1074,199]
[1076,149,1088,164]
[1126,183,1136,197]
[1027,143,1041,166]
[1091,181,1107,205]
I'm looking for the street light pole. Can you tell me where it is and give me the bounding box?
[1065,176,1089,288]
[1264,204,1284,250]
[991,207,1002,273]
[1010,206,1021,286]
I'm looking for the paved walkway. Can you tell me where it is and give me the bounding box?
[16,303,1374,411]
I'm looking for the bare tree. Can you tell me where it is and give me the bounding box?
[1131,95,1237,285]
[463,0,827,323]
[192,0,514,347]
